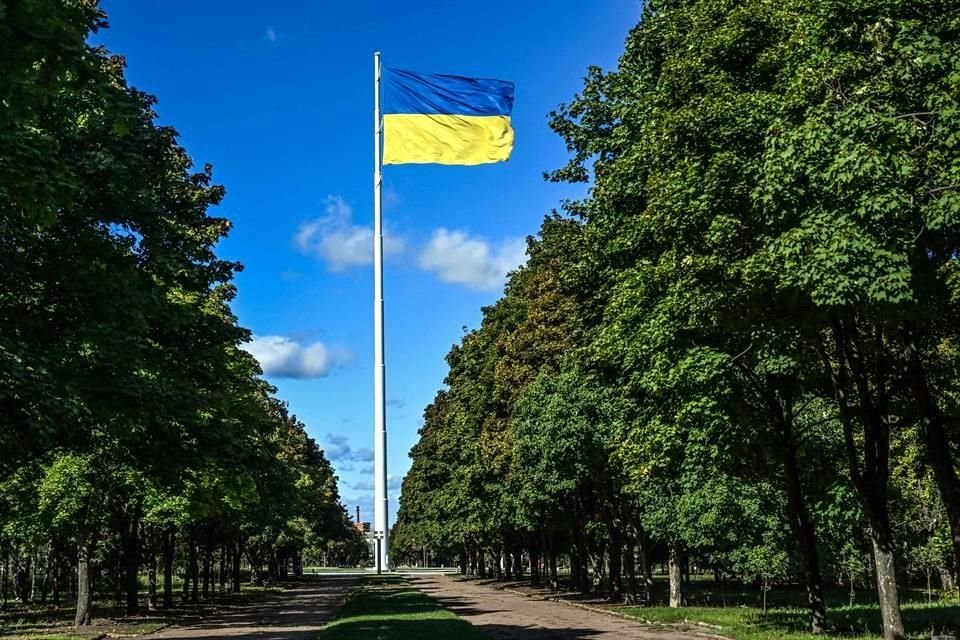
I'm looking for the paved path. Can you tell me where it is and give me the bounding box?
[151,575,358,640]
[408,575,704,640]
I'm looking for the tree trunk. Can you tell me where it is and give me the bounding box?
[608,525,623,602]
[872,533,905,640]
[591,541,606,592]
[181,532,190,602]
[529,535,540,586]
[513,546,524,581]
[569,548,580,592]
[189,537,199,603]
[231,543,242,593]
[775,396,827,633]
[28,551,35,602]
[623,527,637,605]
[571,525,589,593]
[52,554,61,607]
[821,321,905,640]
[202,546,211,599]
[147,549,157,611]
[218,545,227,594]
[940,566,955,592]
[902,323,960,585]
[40,545,51,604]
[125,506,140,614]
[74,542,93,627]
[638,528,654,603]
[1,543,8,609]
[547,537,558,591]
[578,546,590,593]
[162,527,174,608]
[668,541,683,608]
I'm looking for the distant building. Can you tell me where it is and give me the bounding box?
[353,506,375,563]
[353,520,370,534]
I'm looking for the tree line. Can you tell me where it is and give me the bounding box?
[391,2,960,640]
[1,1,363,626]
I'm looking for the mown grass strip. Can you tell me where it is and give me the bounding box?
[619,600,960,640]
[319,576,488,640]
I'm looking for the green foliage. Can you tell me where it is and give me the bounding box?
[397,1,960,638]
[0,0,356,623]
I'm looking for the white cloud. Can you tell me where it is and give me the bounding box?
[349,479,374,492]
[353,447,374,462]
[347,475,403,492]
[294,195,405,271]
[323,434,352,460]
[383,186,401,209]
[417,228,527,291]
[265,26,277,42]
[242,335,348,379]
[322,434,374,463]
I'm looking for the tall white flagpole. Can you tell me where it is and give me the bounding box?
[372,51,389,572]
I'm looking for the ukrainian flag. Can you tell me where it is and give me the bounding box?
[383,68,515,166]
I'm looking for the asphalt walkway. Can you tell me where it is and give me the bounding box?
[409,575,706,640]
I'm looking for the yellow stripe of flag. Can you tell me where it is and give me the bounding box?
[384,114,514,166]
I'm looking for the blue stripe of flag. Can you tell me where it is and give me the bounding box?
[383,67,515,117]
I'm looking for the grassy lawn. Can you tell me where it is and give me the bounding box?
[613,580,960,640]
[458,573,959,640]
[0,582,286,639]
[302,567,370,574]
[318,576,487,640]
[620,600,960,640]
[0,607,168,640]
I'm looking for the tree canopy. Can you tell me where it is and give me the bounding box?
[1,0,359,624]
[393,3,960,640]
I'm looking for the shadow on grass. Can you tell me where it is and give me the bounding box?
[761,602,960,637]
[0,575,352,639]
[460,575,960,639]
[620,600,960,640]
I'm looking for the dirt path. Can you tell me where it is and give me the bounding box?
[151,575,358,640]
[408,575,706,640]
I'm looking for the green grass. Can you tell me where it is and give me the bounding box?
[318,576,488,640]
[609,581,960,640]
[0,580,288,639]
[621,601,960,640]
[460,573,960,640]
[0,608,168,639]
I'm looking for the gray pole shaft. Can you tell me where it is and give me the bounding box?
[372,51,389,571]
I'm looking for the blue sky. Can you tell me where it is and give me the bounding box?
[95,0,640,526]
